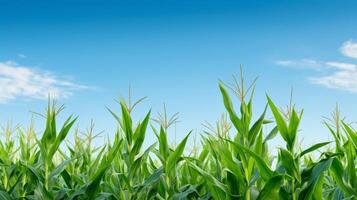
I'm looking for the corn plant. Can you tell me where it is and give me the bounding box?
[0,73,356,200]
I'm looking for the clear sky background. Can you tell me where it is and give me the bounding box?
[1,0,357,150]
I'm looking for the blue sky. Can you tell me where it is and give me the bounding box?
[1,0,357,148]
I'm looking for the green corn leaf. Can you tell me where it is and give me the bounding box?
[172,185,199,200]
[21,162,44,183]
[219,82,243,133]
[144,167,164,186]
[86,139,122,199]
[49,157,77,183]
[129,143,156,178]
[287,109,302,150]
[278,148,300,183]
[342,122,357,149]
[0,191,11,200]
[166,132,191,173]
[263,126,279,143]
[227,140,274,180]
[187,161,229,199]
[48,116,77,160]
[329,158,356,196]
[68,185,87,200]
[299,142,331,157]
[299,158,333,200]
[106,107,122,125]
[131,111,151,159]
[158,126,169,161]
[214,140,246,185]
[60,169,73,189]
[248,105,267,145]
[256,175,284,200]
[267,96,290,145]
[120,100,133,146]
[345,142,357,189]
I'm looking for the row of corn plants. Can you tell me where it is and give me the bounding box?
[0,75,356,200]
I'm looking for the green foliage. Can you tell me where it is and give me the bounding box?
[0,76,356,200]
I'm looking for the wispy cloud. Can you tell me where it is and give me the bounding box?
[325,61,356,71]
[276,40,357,93]
[309,70,357,92]
[0,61,88,103]
[340,40,357,59]
[275,59,322,70]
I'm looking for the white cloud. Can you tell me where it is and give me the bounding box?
[276,59,357,71]
[325,61,356,71]
[340,40,357,59]
[310,70,357,92]
[276,40,357,93]
[0,61,88,103]
[275,59,322,70]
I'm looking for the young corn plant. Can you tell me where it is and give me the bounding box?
[323,110,357,198]
[138,105,192,199]
[267,96,334,200]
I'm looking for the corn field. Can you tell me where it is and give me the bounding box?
[0,76,356,200]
